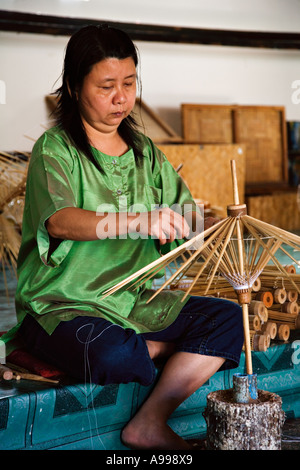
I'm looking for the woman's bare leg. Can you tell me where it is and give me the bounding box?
[121,351,225,450]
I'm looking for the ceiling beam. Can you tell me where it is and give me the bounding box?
[1,10,300,49]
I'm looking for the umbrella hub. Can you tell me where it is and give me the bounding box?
[227,203,247,217]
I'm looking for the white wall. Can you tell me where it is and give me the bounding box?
[2,0,300,32]
[1,0,300,151]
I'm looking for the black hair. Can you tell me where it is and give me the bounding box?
[54,24,143,170]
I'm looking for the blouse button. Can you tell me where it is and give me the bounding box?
[117,189,122,195]
[112,159,117,165]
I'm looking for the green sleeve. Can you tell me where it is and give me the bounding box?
[24,136,78,267]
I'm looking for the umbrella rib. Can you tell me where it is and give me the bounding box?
[146,217,234,302]
[101,217,229,298]
[241,218,300,291]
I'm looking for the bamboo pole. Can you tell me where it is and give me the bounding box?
[230,160,253,375]
[255,291,274,308]
[282,301,299,314]
[272,288,287,304]
[0,364,14,380]
[260,322,277,339]
[250,332,269,352]
[249,300,267,317]
[6,362,59,384]
[287,290,298,302]
[252,277,261,292]
[276,324,290,341]
[249,314,261,331]
[267,310,299,329]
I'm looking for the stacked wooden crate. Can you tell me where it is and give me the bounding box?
[180,104,300,231]
[181,103,288,187]
[158,143,246,218]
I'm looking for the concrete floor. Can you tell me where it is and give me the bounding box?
[281,418,300,450]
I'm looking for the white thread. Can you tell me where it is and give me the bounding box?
[76,322,116,344]
[75,322,120,450]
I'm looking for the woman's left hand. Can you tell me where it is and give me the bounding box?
[204,216,220,231]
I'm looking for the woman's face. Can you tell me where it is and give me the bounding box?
[78,57,137,135]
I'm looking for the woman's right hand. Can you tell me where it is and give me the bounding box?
[128,208,190,245]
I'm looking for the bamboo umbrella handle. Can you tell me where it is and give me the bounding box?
[231,159,253,375]
[242,304,253,375]
[230,159,240,205]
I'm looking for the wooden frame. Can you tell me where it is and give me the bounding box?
[181,104,288,188]
[158,143,245,216]
[233,105,288,187]
[181,104,234,144]
[133,98,182,144]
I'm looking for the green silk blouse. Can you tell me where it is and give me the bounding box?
[9,126,198,342]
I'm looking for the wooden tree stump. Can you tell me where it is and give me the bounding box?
[204,389,285,450]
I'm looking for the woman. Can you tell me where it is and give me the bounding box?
[13,25,243,450]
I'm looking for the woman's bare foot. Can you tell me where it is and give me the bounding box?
[121,353,225,450]
[121,414,192,450]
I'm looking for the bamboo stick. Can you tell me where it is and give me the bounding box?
[267,311,299,329]
[272,288,287,304]
[6,363,59,384]
[287,290,298,303]
[257,305,268,323]
[202,219,237,297]
[271,320,298,331]
[267,311,297,320]
[250,332,269,352]
[148,219,235,304]
[249,314,261,331]
[276,324,290,341]
[264,264,296,274]
[0,364,14,380]
[249,300,268,321]
[244,214,300,251]
[252,277,261,292]
[258,275,300,292]
[260,321,277,339]
[259,274,299,286]
[230,160,252,375]
[242,220,300,294]
[102,216,229,298]
[242,310,256,350]
[255,291,274,308]
[282,301,299,314]
[13,371,59,384]
[266,301,299,314]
